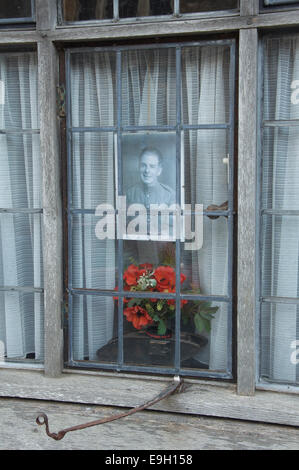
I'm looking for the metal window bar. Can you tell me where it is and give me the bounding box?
[66,40,236,378]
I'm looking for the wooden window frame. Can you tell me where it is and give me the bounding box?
[0,0,299,427]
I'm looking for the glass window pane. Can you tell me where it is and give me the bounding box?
[0,213,43,289]
[0,291,44,361]
[264,0,299,5]
[70,51,117,128]
[72,294,117,362]
[180,0,238,14]
[0,0,32,19]
[261,215,299,298]
[62,0,113,21]
[121,48,176,127]
[71,132,115,210]
[0,134,41,210]
[182,46,231,125]
[181,302,228,372]
[184,129,229,207]
[262,127,299,211]
[122,131,177,241]
[119,0,173,18]
[260,302,299,385]
[264,36,299,121]
[72,214,117,290]
[181,215,229,296]
[0,53,39,129]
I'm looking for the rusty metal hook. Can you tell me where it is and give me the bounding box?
[36,376,185,441]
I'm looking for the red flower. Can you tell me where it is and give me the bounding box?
[154,267,186,292]
[154,266,176,292]
[124,306,153,330]
[123,264,140,286]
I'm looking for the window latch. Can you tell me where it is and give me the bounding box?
[36,376,185,441]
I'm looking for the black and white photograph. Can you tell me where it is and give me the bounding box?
[116,131,182,240]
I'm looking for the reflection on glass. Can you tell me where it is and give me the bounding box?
[180,0,238,13]
[119,0,173,17]
[72,294,117,363]
[72,214,117,290]
[0,0,32,19]
[63,0,113,21]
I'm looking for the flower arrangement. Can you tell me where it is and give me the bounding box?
[114,263,219,338]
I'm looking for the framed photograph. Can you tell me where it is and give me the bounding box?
[115,131,184,241]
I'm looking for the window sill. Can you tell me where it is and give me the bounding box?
[0,368,298,427]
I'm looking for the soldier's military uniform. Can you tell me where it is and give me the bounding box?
[126,182,176,209]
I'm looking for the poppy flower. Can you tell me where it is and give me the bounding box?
[123,264,140,286]
[154,266,176,292]
[124,306,153,330]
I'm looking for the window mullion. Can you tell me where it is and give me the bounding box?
[237,28,258,396]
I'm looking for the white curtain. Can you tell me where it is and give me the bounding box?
[262,36,299,384]
[0,52,43,360]
[71,46,232,370]
[182,46,230,370]
[70,52,116,360]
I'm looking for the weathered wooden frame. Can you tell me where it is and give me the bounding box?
[0,0,299,425]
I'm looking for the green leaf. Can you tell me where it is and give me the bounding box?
[194,313,205,334]
[127,299,138,308]
[157,320,167,336]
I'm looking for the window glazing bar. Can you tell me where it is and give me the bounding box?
[69,127,116,133]
[70,288,230,303]
[0,208,43,213]
[175,46,182,373]
[113,0,119,20]
[116,49,124,369]
[0,286,44,293]
[261,296,299,305]
[69,360,232,379]
[263,120,299,127]
[68,40,233,55]
[0,129,40,134]
[261,209,299,216]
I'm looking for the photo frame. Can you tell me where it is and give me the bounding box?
[114,131,184,241]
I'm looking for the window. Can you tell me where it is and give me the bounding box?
[60,0,239,23]
[65,40,236,378]
[259,34,299,386]
[0,0,35,24]
[0,51,43,365]
[261,0,299,10]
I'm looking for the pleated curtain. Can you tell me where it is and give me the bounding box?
[262,36,299,384]
[0,52,43,360]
